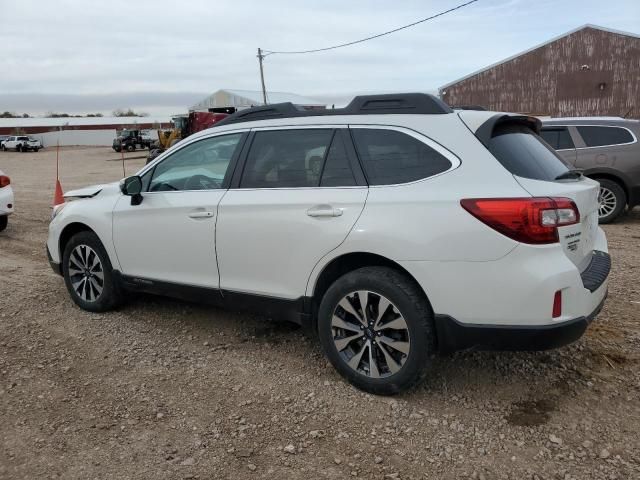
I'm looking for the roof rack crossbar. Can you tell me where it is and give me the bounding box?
[214,93,453,126]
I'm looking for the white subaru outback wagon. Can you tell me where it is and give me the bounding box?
[47,94,610,394]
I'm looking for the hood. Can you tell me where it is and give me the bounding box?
[64,182,119,199]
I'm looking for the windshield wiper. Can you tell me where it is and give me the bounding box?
[555,169,583,180]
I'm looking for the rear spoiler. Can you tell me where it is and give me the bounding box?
[474,114,542,149]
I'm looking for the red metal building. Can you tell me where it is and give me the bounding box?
[439,25,640,118]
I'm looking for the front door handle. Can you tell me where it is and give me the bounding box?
[188,211,214,219]
[306,205,343,217]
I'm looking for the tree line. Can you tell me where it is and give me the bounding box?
[1,109,149,118]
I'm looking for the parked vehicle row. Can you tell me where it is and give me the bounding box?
[0,135,42,152]
[47,93,610,394]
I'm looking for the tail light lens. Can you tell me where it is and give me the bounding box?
[0,175,10,188]
[460,197,580,244]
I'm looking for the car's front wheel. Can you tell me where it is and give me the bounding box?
[62,231,123,312]
[597,178,626,224]
[318,267,436,395]
[0,215,7,232]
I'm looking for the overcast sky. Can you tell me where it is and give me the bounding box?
[1,0,638,116]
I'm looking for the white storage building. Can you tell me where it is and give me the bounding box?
[190,89,326,111]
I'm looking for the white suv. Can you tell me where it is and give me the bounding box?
[47,94,610,394]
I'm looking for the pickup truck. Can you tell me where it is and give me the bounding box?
[1,135,42,152]
[112,130,153,152]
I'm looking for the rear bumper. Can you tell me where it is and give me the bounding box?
[435,293,607,352]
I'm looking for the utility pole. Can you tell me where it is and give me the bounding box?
[257,48,268,105]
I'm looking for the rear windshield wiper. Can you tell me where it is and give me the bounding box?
[555,169,583,180]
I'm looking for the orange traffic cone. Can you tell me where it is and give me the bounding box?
[53,179,65,206]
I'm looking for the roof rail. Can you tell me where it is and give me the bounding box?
[214,93,453,126]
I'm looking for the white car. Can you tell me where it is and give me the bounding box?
[47,94,610,394]
[1,135,41,152]
[0,170,14,232]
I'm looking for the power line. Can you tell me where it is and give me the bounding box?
[263,0,480,56]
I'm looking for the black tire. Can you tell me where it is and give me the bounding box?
[596,178,626,224]
[0,215,7,232]
[33,148,39,152]
[317,266,436,395]
[126,144,135,152]
[16,145,21,152]
[62,231,123,312]
[1,145,6,151]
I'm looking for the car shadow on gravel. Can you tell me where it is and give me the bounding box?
[119,292,593,407]
[121,292,304,345]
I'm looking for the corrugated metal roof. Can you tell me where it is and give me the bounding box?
[191,89,325,110]
[439,24,640,91]
[0,116,171,128]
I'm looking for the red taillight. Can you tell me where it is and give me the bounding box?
[552,290,562,318]
[460,197,580,244]
[0,175,9,188]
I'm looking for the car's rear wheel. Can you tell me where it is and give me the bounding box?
[126,144,135,152]
[62,231,123,312]
[317,266,435,395]
[0,215,7,232]
[597,178,626,224]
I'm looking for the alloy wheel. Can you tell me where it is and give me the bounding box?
[68,244,104,302]
[598,186,617,218]
[331,290,410,378]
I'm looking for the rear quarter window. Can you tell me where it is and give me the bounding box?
[575,126,634,147]
[351,128,452,185]
[488,123,570,181]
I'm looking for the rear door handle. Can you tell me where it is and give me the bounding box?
[306,205,343,217]
[188,211,214,219]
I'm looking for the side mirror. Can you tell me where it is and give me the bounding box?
[120,176,143,205]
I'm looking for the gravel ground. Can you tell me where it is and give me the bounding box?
[1,147,639,480]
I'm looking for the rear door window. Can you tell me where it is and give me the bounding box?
[488,123,570,181]
[575,126,634,147]
[350,128,452,185]
[540,127,574,150]
[240,129,336,188]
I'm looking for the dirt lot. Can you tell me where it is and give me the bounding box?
[1,147,639,480]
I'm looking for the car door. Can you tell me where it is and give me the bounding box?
[112,131,246,288]
[572,125,635,170]
[216,127,368,300]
